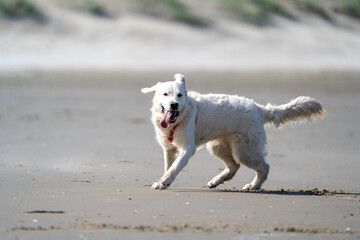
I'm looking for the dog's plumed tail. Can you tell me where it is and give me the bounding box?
[261,96,324,128]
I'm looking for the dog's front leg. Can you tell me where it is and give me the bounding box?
[163,147,177,174]
[152,144,196,190]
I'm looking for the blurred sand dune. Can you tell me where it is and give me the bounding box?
[1,0,360,71]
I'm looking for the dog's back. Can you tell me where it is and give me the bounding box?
[189,91,265,145]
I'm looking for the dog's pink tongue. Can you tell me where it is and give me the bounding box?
[160,111,172,128]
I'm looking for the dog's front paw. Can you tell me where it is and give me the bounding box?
[206,180,219,189]
[151,181,168,190]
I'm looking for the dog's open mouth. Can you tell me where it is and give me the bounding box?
[161,106,179,129]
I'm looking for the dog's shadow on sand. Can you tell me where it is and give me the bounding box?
[172,188,360,198]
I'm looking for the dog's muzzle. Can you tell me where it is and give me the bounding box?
[161,105,180,128]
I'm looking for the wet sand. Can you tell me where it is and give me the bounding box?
[0,71,359,239]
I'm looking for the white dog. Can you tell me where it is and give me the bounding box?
[142,74,323,190]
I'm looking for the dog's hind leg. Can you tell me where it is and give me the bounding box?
[206,139,240,188]
[231,133,270,191]
[241,158,269,191]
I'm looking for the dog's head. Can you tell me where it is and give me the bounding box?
[141,74,187,129]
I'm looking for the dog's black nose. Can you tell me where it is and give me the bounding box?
[170,103,178,110]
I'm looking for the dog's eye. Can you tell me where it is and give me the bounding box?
[163,93,168,96]
[177,93,183,97]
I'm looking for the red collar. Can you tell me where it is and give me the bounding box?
[168,115,197,143]
[167,124,179,143]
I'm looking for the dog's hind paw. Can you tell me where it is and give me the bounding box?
[151,181,168,190]
[242,183,260,191]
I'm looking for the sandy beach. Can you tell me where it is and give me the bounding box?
[1,1,360,238]
[0,70,359,239]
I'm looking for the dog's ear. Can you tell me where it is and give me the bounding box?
[174,73,185,84]
[141,82,160,94]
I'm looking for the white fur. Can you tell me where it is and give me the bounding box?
[142,74,324,190]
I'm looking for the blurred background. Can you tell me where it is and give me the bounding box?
[1,0,360,71]
[0,0,359,188]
